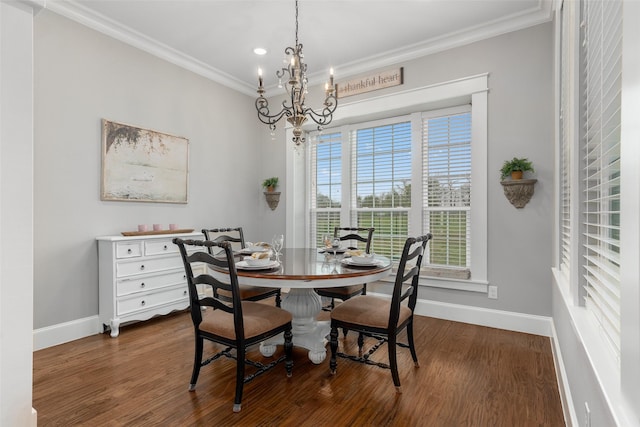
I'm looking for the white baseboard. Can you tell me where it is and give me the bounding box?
[33,298,553,350]
[550,322,578,427]
[33,315,100,351]
[409,296,553,337]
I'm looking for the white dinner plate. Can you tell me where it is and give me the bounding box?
[318,247,348,254]
[236,260,280,270]
[340,258,383,267]
[239,246,269,254]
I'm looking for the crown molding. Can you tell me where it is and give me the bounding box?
[43,0,257,96]
[309,0,553,85]
[43,0,552,96]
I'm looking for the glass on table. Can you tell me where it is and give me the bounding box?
[322,233,332,250]
[272,234,284,261]
[331,237,341,259]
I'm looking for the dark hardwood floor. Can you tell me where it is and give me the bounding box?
[33,305,565,426]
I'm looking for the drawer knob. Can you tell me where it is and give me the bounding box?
[140,282,145,288]
[183,290,187,296]
[127,248,132,254]
[140,265,145,271]
[141,300,146,306]
[164,245,168,250]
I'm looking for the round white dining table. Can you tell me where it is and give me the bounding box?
[208,247,391,364]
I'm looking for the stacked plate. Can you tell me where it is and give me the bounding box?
[341,256,383,267]
[236,260,280,270]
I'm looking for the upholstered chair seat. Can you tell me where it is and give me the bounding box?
[330,295,412,330]
[199,302,292,340]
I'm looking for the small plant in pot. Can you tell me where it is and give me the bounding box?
[262,177,279,192]
[500,157,535,180]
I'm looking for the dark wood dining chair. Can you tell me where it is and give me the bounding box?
[315,227,374,310]
[202,227,281,307]
[329,233,432,393]
[174,238,293,412]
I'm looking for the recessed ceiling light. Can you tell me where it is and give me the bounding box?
[254,47,267,55]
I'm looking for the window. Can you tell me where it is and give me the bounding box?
[559,1,572,277]
[422,109,471,278]
[350,120,412,261]
[310,131,342,247]
[309,106,472,280]
[580,0,622,357]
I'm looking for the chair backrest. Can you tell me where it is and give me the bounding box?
[334,227,374,253]
[202,227,246,254]
[388,234,433,331]
[174,238,245,339]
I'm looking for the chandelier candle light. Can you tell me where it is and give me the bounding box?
[255,0,338,146]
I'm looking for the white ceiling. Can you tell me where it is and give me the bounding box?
[42,0,553,96]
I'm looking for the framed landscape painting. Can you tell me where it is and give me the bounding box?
[101,119,189,203]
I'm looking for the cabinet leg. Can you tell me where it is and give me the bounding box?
[110,319,120,338]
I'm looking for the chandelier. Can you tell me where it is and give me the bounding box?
[255,0,338,146]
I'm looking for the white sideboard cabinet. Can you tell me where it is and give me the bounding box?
[97,232,204,337]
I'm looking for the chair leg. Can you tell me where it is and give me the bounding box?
[388,335,401,393]
[357,332,364,357]
[342,327,349,338]
[284,328,293,377]
[275,290,282,308]
[189,336,204,391]
[406,319,419,367]
[329,326,339,374]
[233,347,246,412]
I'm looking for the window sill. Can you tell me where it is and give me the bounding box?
[378,274,488,293]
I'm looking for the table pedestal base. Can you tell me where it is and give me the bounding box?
[259,288,330,364]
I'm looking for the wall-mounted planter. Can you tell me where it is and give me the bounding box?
[500,179,537,208]
[264,191,281,210]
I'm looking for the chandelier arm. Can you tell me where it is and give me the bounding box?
[255,97,291,126]
[300,94,338,126]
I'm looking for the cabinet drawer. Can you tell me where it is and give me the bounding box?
[145,239,179,256]
[116,242,143,258]
[117,286,188,316]
[116,256,183,277]
[116,270,187,297]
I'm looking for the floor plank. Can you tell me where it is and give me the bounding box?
[33,309,565,426]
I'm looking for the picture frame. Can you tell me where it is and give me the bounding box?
[101,119,189,203]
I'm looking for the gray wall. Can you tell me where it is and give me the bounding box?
[264,23,555,317]
[33,11,276,328]
[33,11,553,330]
[419,23,554,316]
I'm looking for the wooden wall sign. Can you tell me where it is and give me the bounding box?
[336,67,403,98]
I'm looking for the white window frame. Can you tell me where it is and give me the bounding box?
[287,74,489,292]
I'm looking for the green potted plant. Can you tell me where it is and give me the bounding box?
[262,177,279,192]
[500,157,535,180]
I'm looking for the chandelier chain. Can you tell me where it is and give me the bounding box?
[295,0,299,47]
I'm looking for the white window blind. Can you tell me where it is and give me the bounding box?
[422,109,471,277]
[350,121,412,261]
[310,132,342,247]
[559,2,572,275]
[581,0,622,356]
